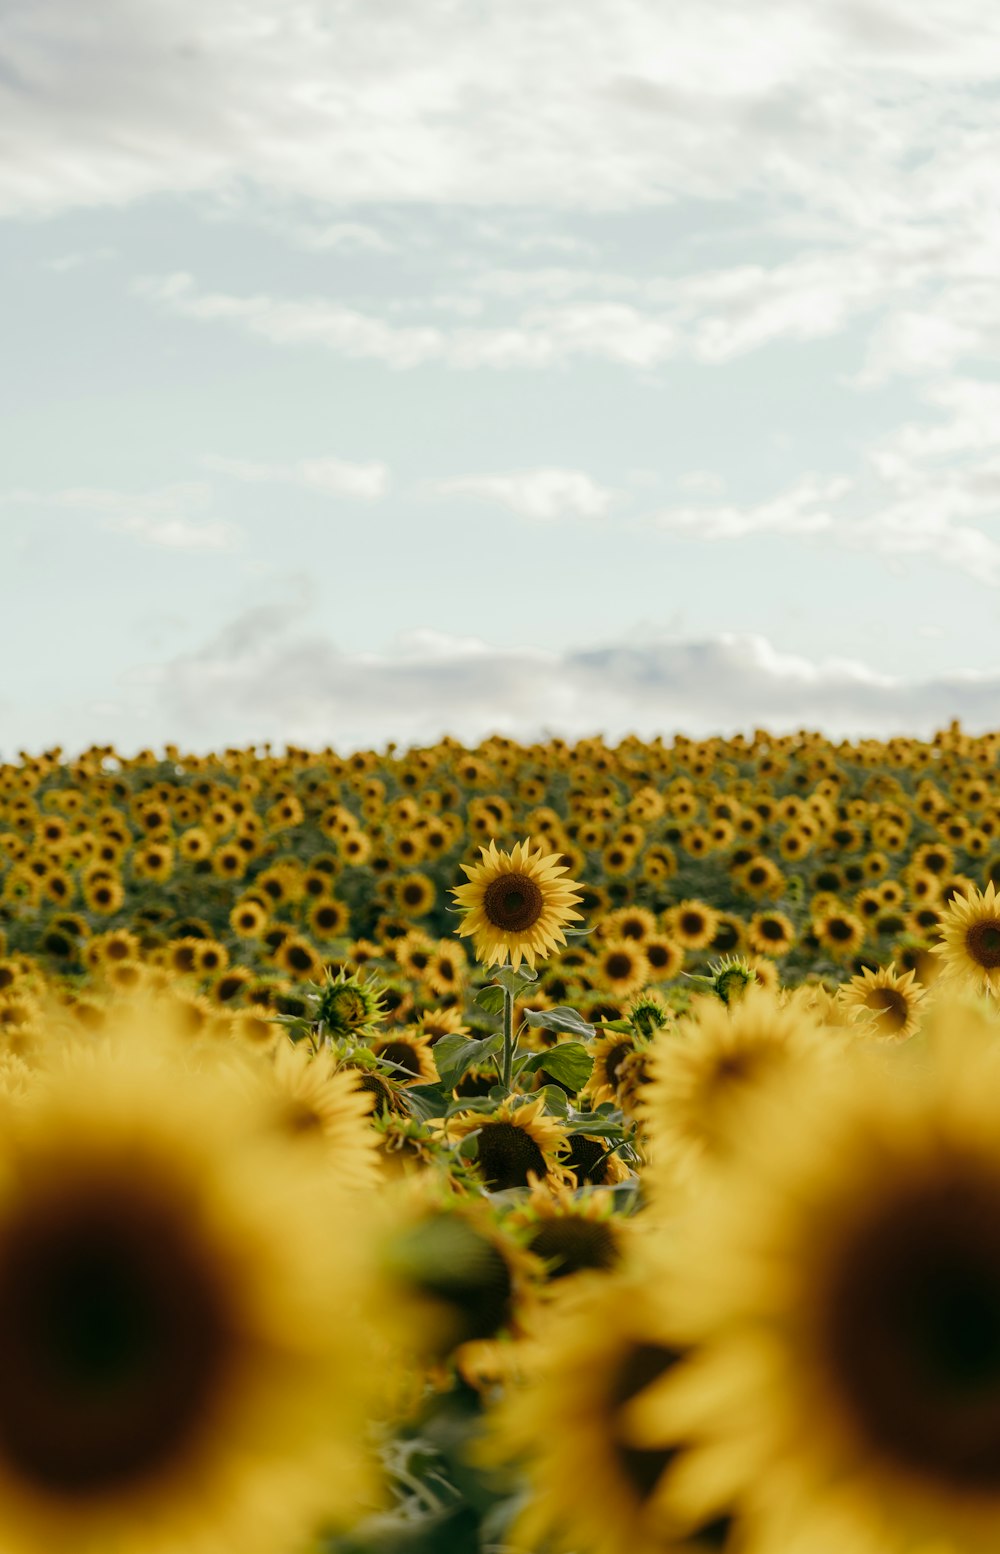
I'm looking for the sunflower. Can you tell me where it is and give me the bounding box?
[745,911,796,958]
[667,901,719,953]
[394,871,436,917]
[813,907,867,959]
[483,1268,742,1554]
[645,1008,1000,1554]
[246,1042,381,1187]
[506,1182,626,1282]
[445,1096,572,1192]
[839,964,926,1042]
[641,987,833,1193]
[305,897,351,941]
[937,881,1000,995]
[421,941,467,998]
[643,936,685,982]
[452,838,583,972]
[229,898,269,939]
[0,1030,379,1554]
[369,1029,438,1087]
[583,1028,642,1107]
[412,1006,470,1045]
[594,940,650,999]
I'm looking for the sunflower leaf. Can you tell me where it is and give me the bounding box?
[433,1031,505,1088]
[521,1005,596,1039]
[474,985,506,1016]
[521,1042,594,1090]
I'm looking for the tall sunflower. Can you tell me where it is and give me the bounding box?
[641,1004,1000,1554]
[452,838,583,971]
[0,1029,379,1554]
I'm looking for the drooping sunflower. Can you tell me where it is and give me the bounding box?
[839,963,926,1042]
[643,1005,1000,1554]
[444,1096,573,1192]
[0,1031,379,1554]
[506,1182,627,1283]
[937,880,1000,995]
[452,838,583,972]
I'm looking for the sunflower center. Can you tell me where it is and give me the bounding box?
[966,920,1000,970]
[528,1218,619,1280]
[867,986,909,1034]
[399,1217,513,1344]
[828,1177,1000,1488]
[610,1342,682,1504]
[605,952,634,982]
[482,873,544,934]
[376,1041,422,1077]
[0,1189,229,1496]
[476,1121,547,1191]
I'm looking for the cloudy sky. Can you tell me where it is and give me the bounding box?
[4,0,1000,755]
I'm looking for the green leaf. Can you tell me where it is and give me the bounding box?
[434,1030,504,1089]
[493,965,537,995]
[521,1005,595,1039]
[474,985,506,1016]
[534,1083,569,1117]
[521,1042,593,1091]
[405,1084,448,1123]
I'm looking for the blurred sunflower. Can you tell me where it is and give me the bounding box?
[937,881,1000,995]
[649,1009,1000,1554]
[0,1032,379,1554]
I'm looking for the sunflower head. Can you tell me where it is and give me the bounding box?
[313,969,385,1038]
[452,839,583,972]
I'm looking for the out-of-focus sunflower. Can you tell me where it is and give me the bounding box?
[483,1267,743,1554]
[645,1005,1000,1554]
[394,871,436,917]
[452,838,583,972]
[245,1041,381,1187]
[594,940,650,999]
[667,901,719,953]
[937,880,1000,995]
[839,964,926,1041]
[746,910,796,958]
[0,1030,379,1554]
[641,987,833,1194]
[813,907,867,959]
[583,1028,643,1107]
[507,1182,628,1283]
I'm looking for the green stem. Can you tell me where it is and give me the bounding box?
[502,984,515,1093]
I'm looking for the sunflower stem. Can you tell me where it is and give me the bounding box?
[502,985,515,1093]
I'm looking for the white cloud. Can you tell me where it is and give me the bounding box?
[651,476,850,539]
[0,483,241,550]
[129,604,1000,751]
[202,454,389,500]
[432,469,616,520]
[43,247,116,272]
[134,272,680,370]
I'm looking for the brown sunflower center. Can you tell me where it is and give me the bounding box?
[867,986,909,1034]
[610,1341,683,1503]
[0,1187,230,1496]
[605,952,635,982]
[376,1041,422,1078]
[476,1121,547,1191]
[966,919,1000,970]
[397,1216,513,1344]
[482,873,544,934]
[528,1218,619,1280]
[827,1176,1000,1488]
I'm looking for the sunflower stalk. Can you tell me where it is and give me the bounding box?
[501,984,516,1094]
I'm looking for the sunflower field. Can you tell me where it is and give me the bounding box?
[3,723,1000,1554]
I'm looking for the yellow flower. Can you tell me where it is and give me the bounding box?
[838,963,926,1041]
[643,1004,1000,1554]
[0,1027,380,1554]
[937,880,1000,995]
[452,838,583,971]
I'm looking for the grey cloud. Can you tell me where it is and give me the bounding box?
[137,607,1000,753]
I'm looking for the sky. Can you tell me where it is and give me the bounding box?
[4,0,1000,755]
